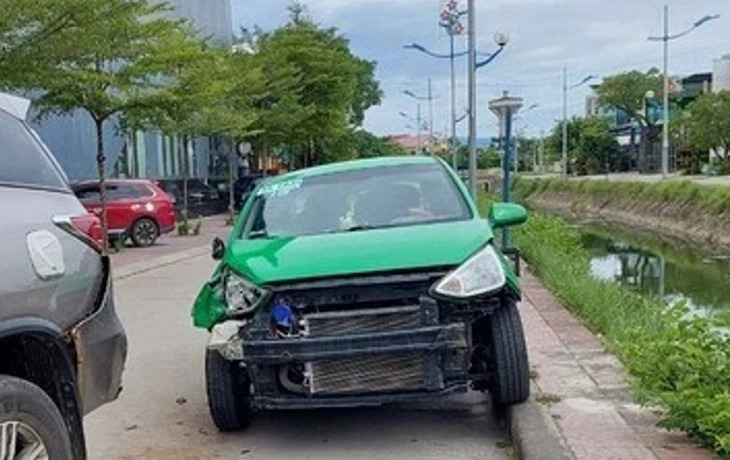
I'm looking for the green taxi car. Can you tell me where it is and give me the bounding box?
[193,156,529,431]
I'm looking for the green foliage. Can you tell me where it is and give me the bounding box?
[676,91,730,161]
[177,219,191,236]
[596,69,663,126]
[193,220,202,236]
[0,0,88,88]
[480,192,730,455]
[350,131,407,159]
[543,117,619,174]
[249,4,382,168]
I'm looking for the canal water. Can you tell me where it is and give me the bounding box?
[577,223,730,318]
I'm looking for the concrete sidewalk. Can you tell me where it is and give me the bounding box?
[110,214,231,271]
[514,269,714,460]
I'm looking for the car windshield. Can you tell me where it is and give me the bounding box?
[242,163,470,239]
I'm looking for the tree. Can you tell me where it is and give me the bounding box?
[544,117,619,175]
[249,4,382,168]
[350,130,407,158]
[0,0,87,87]
[144,46,265,220]
[10,0,200,252]
[596,69,663,127]
[676,91,730,162]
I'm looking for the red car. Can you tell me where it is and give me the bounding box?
[73,179,176,247]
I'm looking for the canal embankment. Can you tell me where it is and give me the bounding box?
[479,193,730,457]
[511,177,730,254]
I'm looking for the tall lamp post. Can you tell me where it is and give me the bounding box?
[399,109,423,153]
[404,22,508,183]
[649,7,719,178]
[489,92,523,248]
[562,71,598,177]
[403,81,437,152]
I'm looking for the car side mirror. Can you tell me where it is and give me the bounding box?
[211,237,226,261]
[489,203,528,229]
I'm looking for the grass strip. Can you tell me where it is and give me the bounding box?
[480,193,730,456]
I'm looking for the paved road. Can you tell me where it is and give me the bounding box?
[84,253,510,460]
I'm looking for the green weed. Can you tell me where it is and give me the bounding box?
[481,192,730,456]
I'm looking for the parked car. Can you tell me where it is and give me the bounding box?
[72,179,176,247]
[193,156,530,431]
[0,93,127,459]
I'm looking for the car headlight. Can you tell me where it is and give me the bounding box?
[225,272,270,316]
[433,245,506,298]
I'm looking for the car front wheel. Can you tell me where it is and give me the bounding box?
[130,218,159,247]
[205,350,253,432]
[489,300,530,407]
[0,375,74,460]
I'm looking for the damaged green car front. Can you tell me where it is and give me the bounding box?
[192,157,530,431]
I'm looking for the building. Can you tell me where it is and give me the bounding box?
[713,54,730,93]
[30,0,233,182]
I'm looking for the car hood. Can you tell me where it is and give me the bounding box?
[225,219,493,285]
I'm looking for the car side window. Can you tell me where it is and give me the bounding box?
[75,186,101,203]
[130,184,154,199]
[0,109,67,190]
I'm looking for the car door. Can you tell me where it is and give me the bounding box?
[0,109,104,330]
[104,184,139,233]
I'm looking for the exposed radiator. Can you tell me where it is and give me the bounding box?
[303,305,422,337]
[306,353,426,395]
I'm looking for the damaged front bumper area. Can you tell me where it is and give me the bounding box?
[210,292,483,410]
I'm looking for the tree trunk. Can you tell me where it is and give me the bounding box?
[94,117,110,255]
[181,135,189,222]
[228,139,236,222]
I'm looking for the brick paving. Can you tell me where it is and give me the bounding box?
[110,214,231,269]
[519,269,715,460]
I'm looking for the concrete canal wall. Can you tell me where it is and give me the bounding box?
[510,177,730,254]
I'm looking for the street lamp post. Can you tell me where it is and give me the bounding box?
[489,92,523,248]
[405,4,507,184]
[562,71,598,177]
[649,7,719,178]
[400,108,424,153]
[403,82,437,152]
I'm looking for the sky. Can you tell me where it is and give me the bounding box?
[232,0,730,140]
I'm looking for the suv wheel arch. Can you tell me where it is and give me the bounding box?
[0,318,86,459]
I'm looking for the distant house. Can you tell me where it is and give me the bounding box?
[388,134,423,154]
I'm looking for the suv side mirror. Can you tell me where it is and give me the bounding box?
[489,203,528,229]
[212,237,226,260]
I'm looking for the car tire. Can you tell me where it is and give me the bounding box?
[205,350,253,432]
[0,375,74,460]
[130,218,159,247]
[489,300,530,407]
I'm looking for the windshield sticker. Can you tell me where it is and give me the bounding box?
[256,178,303,198]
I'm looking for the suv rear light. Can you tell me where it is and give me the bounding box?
[53,214,104,253]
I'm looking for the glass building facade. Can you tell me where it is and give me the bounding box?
[30,0,233,181]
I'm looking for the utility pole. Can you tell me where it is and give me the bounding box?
[428,78,434,149]
[467,0,477,198]
[661,4,670,178]
[417,103,422,154]
[562,67,568,178]
[450,33,458,170]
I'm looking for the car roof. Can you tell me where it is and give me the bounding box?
[264,156,442,186]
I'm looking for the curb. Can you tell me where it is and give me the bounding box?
[508,383,572,460]
[112,246,210,281]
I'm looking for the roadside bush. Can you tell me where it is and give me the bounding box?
[481,194,730,456]
[177,219,191,236]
